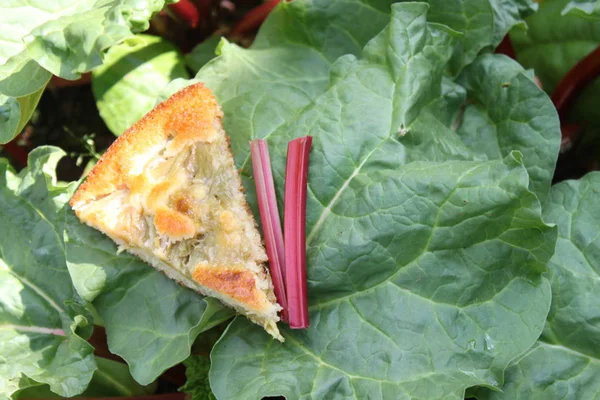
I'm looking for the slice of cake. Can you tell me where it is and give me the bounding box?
[70,83,282,340]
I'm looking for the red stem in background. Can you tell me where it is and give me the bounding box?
[230,0,281,37]
[284,136,312,329]
[495,35,516,59]
[552,45,600,121]
[50,73,92,89]
[2,141,28,168]
[168,0,202,28]
[551,45,600,152]
[250,139,288,321]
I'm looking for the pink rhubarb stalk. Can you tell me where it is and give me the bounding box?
[284,136,312,329]
[250,139,288,321]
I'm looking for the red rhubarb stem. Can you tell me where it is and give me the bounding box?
[250,139,288,321]
[3,141,28,168]
[552,45,600,121]
[495,35,516,59]
[230,0,281,37]
[168,0,202,28]
[284,136,312,329]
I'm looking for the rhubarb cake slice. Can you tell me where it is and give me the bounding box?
[70,83,282,341]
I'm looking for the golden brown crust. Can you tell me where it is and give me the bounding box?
[192,263,266,311]
[70,83,220,207]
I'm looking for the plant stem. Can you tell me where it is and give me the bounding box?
[284,136,312,329]
[250,139,288,321]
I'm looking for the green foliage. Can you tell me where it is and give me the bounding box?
[474,172,600,399]
[5,0,599,399]
[180,356,216,400]
[16,357,156,398]
[185,2,559,398]
[92,34,189,136]
[562,0,600,18]
[0,148,96,398]
[0,0,174,143]
[510,0,600,125]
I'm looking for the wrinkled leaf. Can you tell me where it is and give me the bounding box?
[474,172,600,399]
[0,148,96,399]
[211,152,554,399]
[92,34,189,136]
[253,0,535,75]
[0,0,173,97]
[0,0,173,148]
[206,4,556,399]
[426,0,537,74]
[456,54,560,201]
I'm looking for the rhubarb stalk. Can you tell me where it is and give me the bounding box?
[250,139,288,321]
[284,136,312,329]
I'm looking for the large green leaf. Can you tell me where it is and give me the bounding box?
[211,152,554,399]
[425,0,537,74]
[562,0,600,18]
[0,148,96,399]
[456,54,560,201]
[474,172,600,399]
[206,4,556,399]
[252,0,536,74]
[510,0,600,125]
[16,357,156,398]
[92,34,189,136]
[0,0,173,96]
[64,212,235,385]
[0,0,173,144]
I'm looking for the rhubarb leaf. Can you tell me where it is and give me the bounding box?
[473,172,600,399]
[0,0,174,95]
[511,0,600,93]
[0,147,96,399]
[15,357,156,398]
[92,34,189,136]
[425,0,537,74]
[0,0,174,143]
[562,0,600,18]
[510,0,600,125]
[211,153,554,399]
[206,4,556,399]
[456,54,560,201]
[254,0,536,74]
